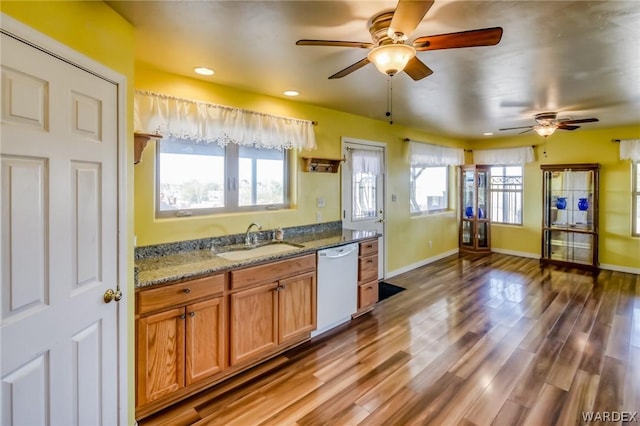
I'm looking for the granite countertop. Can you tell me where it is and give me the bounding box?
[135,228,378,288]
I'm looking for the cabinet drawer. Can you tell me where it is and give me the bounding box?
[230,253,315,291]
[358,254,378,283]
[358,281,379,309]
[137,274,224,315]
[359,239,378,257]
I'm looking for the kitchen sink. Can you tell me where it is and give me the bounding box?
[215,241,304,261]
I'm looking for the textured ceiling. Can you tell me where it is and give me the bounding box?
[108,0,640,139]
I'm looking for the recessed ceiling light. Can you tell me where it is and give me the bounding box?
[194,67,214,76]
[483,132,494,136]
[283,90,299,97]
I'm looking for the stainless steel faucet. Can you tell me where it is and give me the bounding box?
[244,222,262,246]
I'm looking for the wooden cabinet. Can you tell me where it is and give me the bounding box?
[136,274,225,407]
[459,165,491,253]
[229,254,316,366]
[540,163,600,270]
[355,239,379,315]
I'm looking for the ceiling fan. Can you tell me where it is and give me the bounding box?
[295,0,503,80]
[499,112,600,137]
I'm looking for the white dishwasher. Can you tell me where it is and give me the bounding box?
[312,243,359,338]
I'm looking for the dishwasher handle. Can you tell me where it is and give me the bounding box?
[318,244,358,259]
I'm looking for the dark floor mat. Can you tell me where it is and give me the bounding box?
[378,281,406,302]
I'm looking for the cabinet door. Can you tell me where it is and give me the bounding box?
[230,283,278,366]
[278,272,316,344]
[136,307,185,406]
[185,297,225,385]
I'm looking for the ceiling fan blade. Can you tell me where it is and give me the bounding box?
[388,0,435,41]
[403,57,433,81]
[558,117,599,125]
[328,58,371,79]
[519,128,534,134]
[296,39,374,49]
[499,125,534,131]
[413,27,503,51]
[557,124,580,131]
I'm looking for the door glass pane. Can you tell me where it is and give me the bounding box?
[477,222,489,248]
[461,220,473,247]
[547,230,593,264]
[352,171,377,220]
[463,170,475,217]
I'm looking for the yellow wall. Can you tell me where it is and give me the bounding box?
[134,62,466,273]
[469,124,640,270]
[1,2,137,423]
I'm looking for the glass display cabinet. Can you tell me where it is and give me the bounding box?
[460,165,491,253]
[541,163,599,270]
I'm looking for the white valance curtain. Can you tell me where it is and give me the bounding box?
[619,139,640,161]
[134,90,316,150]
[408,141,464,166]
[473,146,534,165]
[351,149,384,175]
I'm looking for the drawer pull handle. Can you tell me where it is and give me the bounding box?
[367,287,373,290]
[366,259,373,264]
[366,244,373,248]
[184,288,191,294]
[189,312,195,317]
[179,314,186,320]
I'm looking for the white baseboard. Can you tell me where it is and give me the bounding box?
[599,263,640,275]
[386,249,459,279]
[490,248,539,259]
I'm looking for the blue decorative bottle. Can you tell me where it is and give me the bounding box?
[556,197,567,210]
[465,206,473,218]
[578,198,589,211]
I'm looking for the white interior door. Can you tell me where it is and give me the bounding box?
[341,138,385,279]
[1,32,121,425]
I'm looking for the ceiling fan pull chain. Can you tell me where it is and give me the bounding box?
[386,77,394,125]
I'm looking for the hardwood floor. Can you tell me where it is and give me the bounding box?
[138,253,640,426]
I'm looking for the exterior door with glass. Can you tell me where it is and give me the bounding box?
[341,138,385,279]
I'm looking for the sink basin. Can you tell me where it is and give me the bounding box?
[216,242,304,261]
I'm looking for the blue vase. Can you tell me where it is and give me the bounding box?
[556,197,567,210]
[465,206,473,218]
[578,198,589,211]
[478,207,485,219]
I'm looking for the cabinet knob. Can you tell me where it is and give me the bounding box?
[183,288,191,294]
[179,314,186,320]
[189,312,195,317]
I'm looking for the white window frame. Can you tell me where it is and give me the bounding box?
[490,165,523,225]
[155,139,290,218]
[633,161,640,237]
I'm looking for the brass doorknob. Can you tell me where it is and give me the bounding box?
[104,288,122,303]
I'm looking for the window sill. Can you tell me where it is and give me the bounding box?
[410,209,456,219]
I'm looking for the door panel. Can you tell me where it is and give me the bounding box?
[278,272,316,344]
[1,33,119,425]
[186,297,225,384]
[341,140,385,279]
[230,283,278,365]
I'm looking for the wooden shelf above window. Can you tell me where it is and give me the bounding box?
[134,132,162,164]
[301,157,343,173]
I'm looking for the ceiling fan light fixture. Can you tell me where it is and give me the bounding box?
[534,124,557,137]
[367,44,416,76]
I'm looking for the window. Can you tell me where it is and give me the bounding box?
[410,166,449,214]
[157,137,289,216]
[490,166,523,225]
[634,162,640,236]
